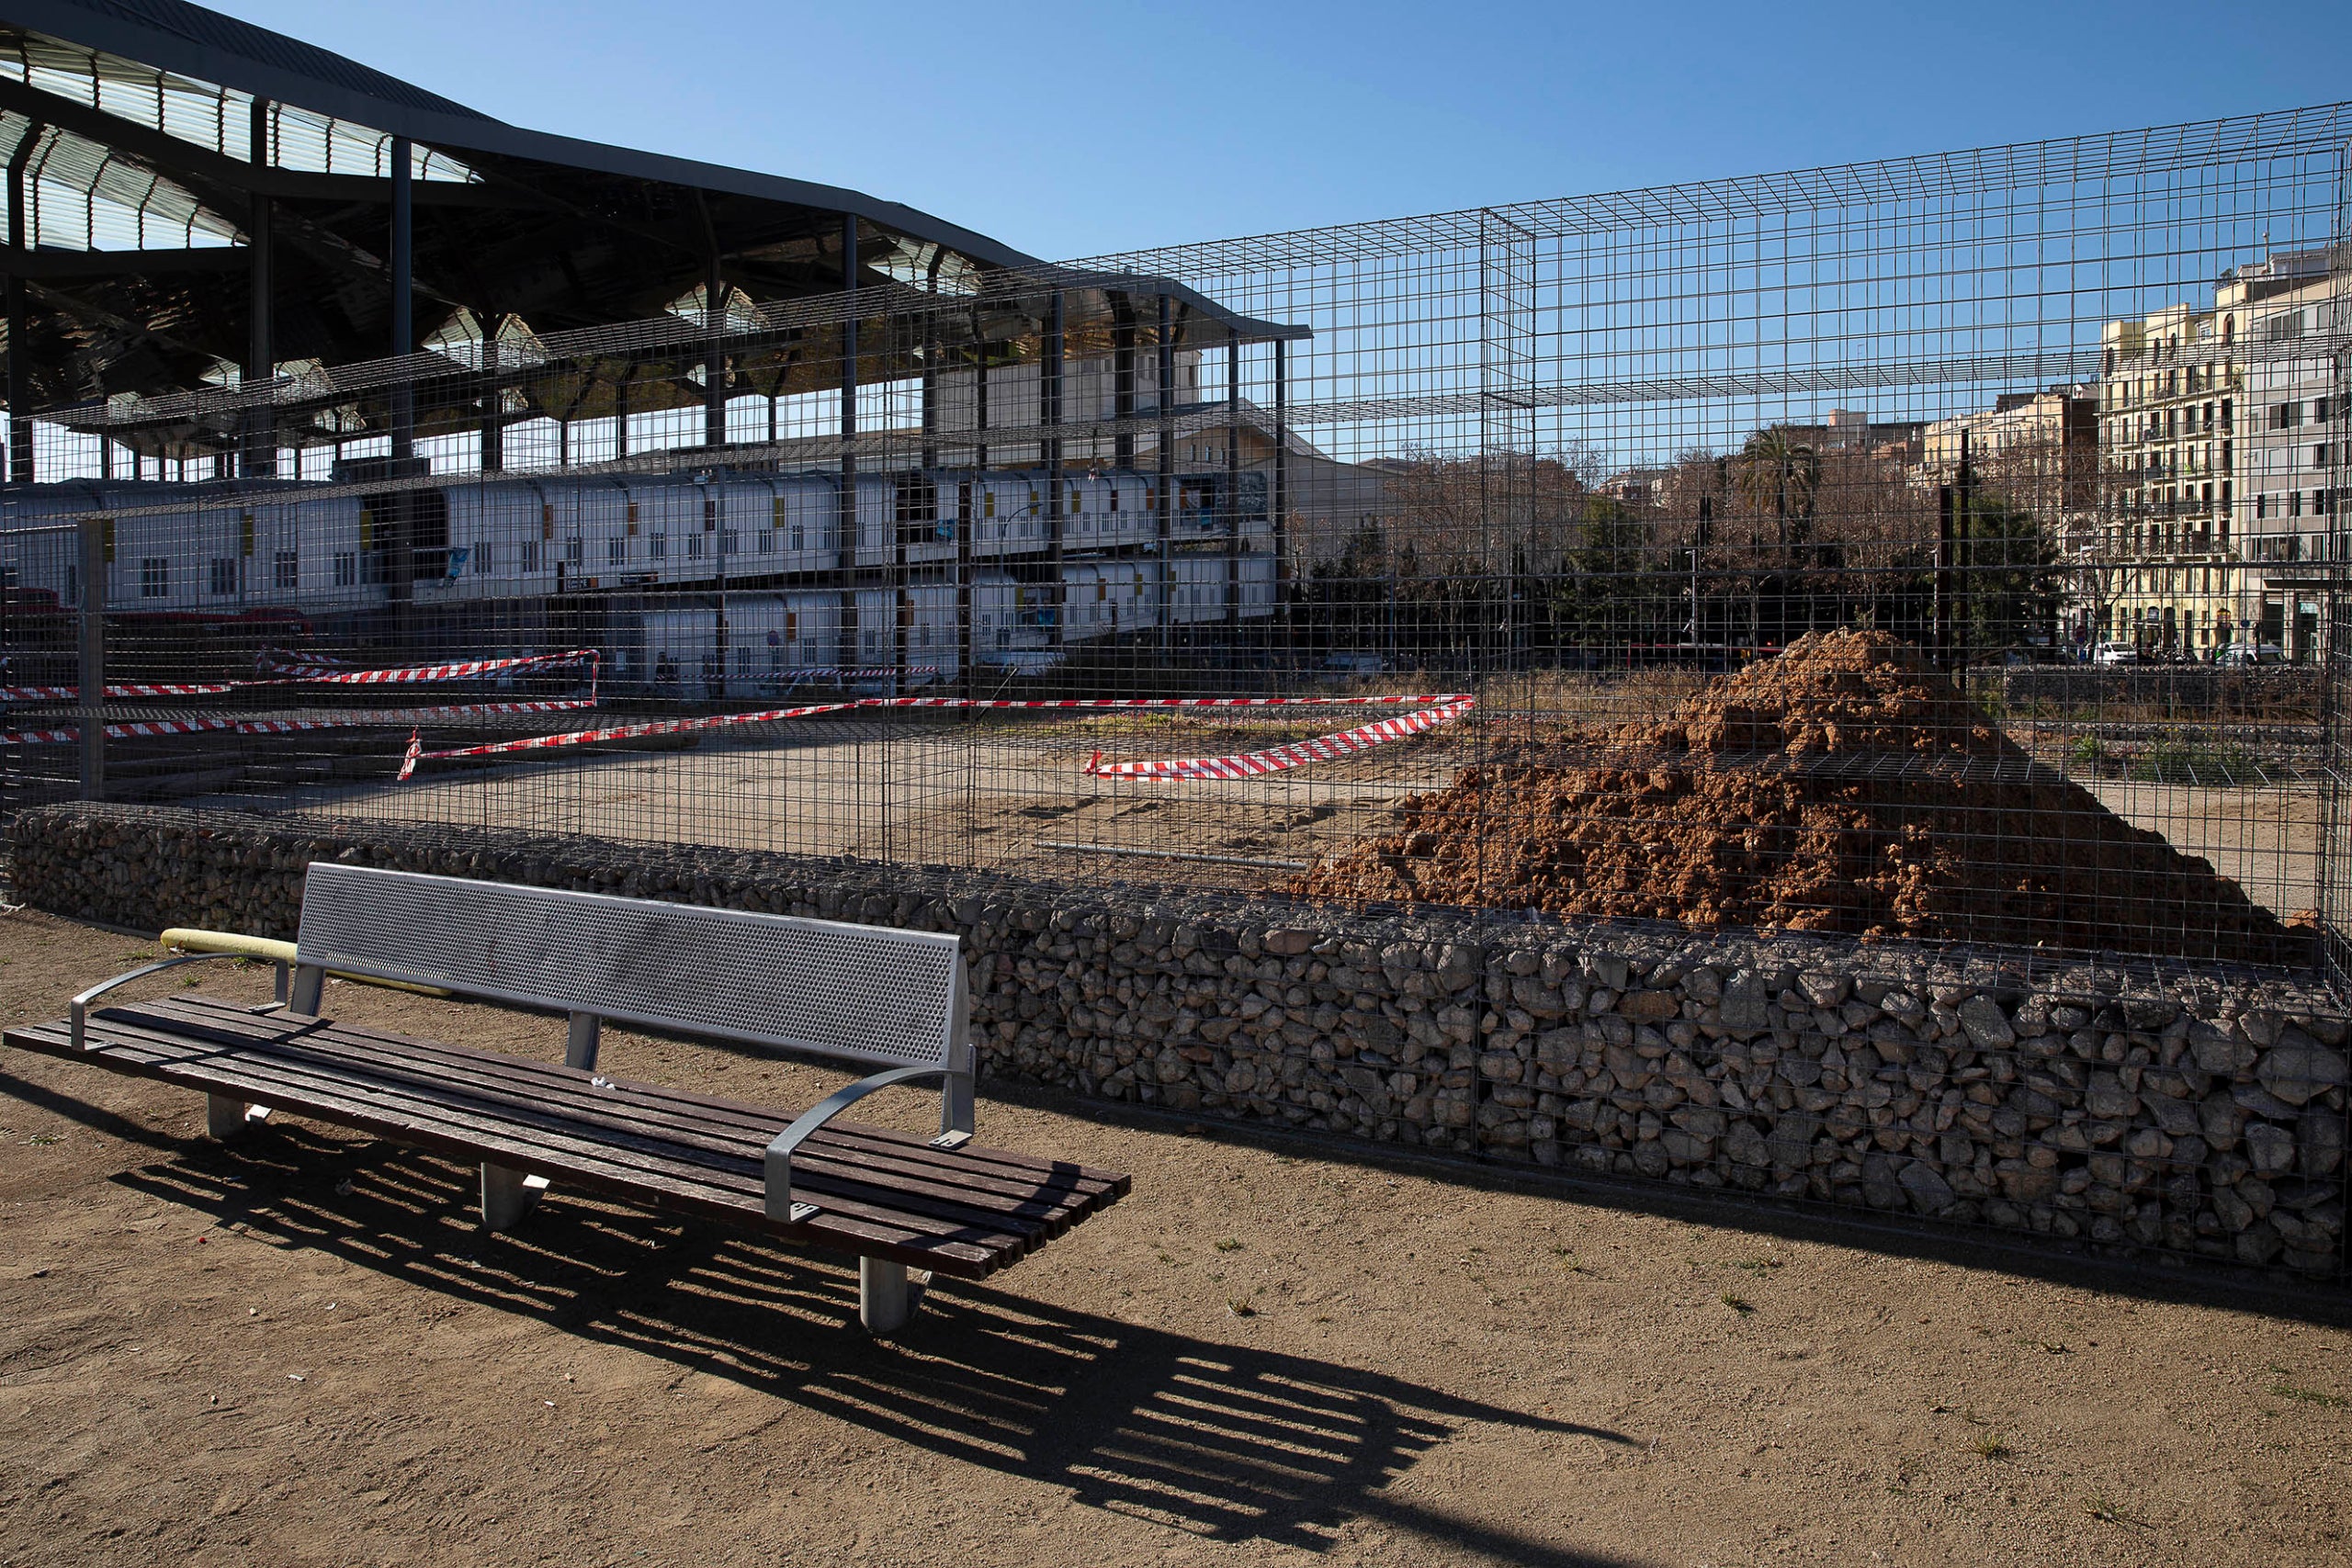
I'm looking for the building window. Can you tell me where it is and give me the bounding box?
[790,523,805,550]
[520,539,542,572]
[687,533,705,559]
[209,558,237,596]
[649,533,667,560]
[758,530,774,555]
[274,549,298,590]
[473,542,496,574]
[720,528,740,555]
[2257,493,2268,519]
[141,558,168,598]
[334,552,357,588]
[2290,490,2304,519]
[608,536,627,567]
[566,536,584,566]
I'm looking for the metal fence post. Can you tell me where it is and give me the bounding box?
[77,514,104,800]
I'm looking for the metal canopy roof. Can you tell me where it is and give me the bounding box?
[0,0,1298,442]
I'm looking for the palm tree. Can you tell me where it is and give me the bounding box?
[1734,427,1826,639]
[1734,426,1822,547]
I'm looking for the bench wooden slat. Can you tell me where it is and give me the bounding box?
[113,999,1116,1243]
[119,1006,1119,1259]
[6,1019,994,1273]
[140,996,1125,1218]
[35,1010,1057,1262]
[5,1015,1129,1278]
[166,992,1130,1192]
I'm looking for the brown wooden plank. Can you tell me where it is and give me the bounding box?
[139,997,1128,1216]
[17,1018,1023,1275]
[164,992,1132,1193]
[141,1000,1121,1221]
[102,1005,1103,1245]
[5,1021,1016,1277]
[58,1013,1054,1262]
[6,1016,1005,1266]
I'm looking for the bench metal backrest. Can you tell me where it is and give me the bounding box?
[294,863,967,1074]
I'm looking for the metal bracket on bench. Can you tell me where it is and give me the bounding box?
[71,952,250,1050]
[764,1064,971,1223]
[481,1163,550,1232]
[565,1011,601,1071]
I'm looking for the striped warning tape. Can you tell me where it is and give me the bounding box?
[0,698,598,750]
[399,691,1476,782]
[3,649,599,704]
[396,700,862,780]
[1082,697,1476,780]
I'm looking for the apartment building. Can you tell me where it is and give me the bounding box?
[2237,260,2348,659]
[2094,249,2342,656]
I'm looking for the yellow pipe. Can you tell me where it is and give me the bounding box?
[162,928,295,963]
[160,928,453,999]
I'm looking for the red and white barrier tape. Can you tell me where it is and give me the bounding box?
[396,700,862,780]
[3,649,599,704]
[1,698,597,750]
[781,665,943,681]
[1082,697,1476,779]
[398,691,1476,782]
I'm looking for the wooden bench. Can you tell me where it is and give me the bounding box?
[3,863,1127,1332]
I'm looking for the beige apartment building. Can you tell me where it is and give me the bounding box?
[2094,249,2343,657]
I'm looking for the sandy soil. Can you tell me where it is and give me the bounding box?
[4,908,2350,1567]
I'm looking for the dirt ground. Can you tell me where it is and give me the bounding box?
[200,701,2319,928]
[4,907,2350,1568]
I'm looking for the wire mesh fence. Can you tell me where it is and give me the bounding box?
[3,103,2348,984]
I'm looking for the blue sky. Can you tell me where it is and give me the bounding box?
[210,0,2351,262]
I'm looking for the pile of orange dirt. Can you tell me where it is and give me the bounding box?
[1292,629,2302,964]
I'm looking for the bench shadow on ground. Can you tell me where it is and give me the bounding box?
[117,1126,1646,1567]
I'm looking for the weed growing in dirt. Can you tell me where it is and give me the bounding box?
[1720,1292,1754,1314]
[2266,1369,2351,1409]
[2130,737,2268,787]
[1972,1432,2013,1461]
[1215,1237,1244,1252]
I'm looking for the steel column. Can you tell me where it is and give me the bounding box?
[6,120,40,487]
[964,325,989,700]
[1226,330,1241,636]
[1157,293,1175,649]
[389,135,413,460]
[705,253,727,448]
[243,98,275,478]
[1273,337,1288,627]
[1113,300,1136,467]
[76,514,104,799]
[838,215,860,670]
[1046,289,1064,656]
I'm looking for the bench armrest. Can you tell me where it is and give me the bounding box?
[764,1065,969,1223]
[71,952,251,1050]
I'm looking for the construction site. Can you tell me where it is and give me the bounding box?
[1,2,2347,1277]
[8,7,2352,1567]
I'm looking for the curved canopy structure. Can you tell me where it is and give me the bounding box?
[0,0,1296,464]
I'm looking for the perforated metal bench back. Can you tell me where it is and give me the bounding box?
[295,863,965,1071]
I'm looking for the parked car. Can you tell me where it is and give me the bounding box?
[2213,642,2286,668]
[2091,641,2143,667]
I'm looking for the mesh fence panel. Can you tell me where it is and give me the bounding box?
[2,103,2346,983]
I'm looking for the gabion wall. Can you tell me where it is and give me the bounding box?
[11,804,2346,1280]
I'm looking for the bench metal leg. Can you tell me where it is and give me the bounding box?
[206,1095,267,1140]
[860,1258,912,1334]
[481,1163,548,1232]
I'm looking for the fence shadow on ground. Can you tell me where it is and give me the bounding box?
[117,1125,1646,1567]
